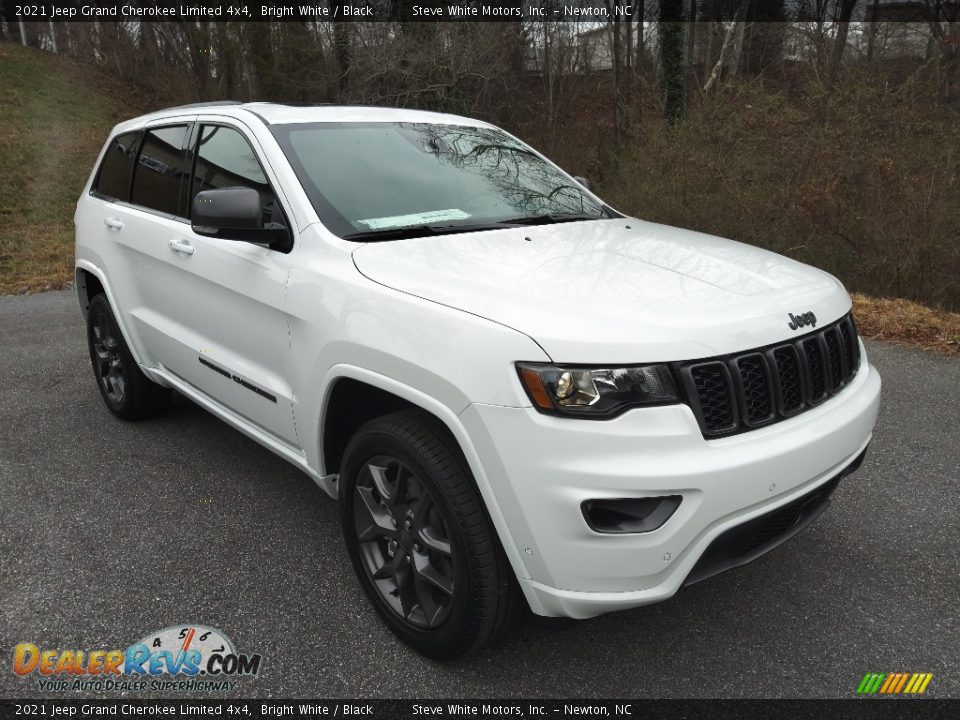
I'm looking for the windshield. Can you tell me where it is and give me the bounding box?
[270,122,612,239]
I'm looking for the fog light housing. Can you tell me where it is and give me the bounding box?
[582,496,682,534]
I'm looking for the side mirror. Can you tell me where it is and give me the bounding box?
[573,176,592,192]
[191,187,290,249]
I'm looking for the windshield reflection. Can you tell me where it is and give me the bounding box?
[271,122,610,238]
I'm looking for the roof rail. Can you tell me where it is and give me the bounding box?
[250,101,335,107]
[163,100,245,111]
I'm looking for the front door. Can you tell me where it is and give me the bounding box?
[144,121,299,447]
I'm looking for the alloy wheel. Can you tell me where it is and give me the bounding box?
[91,312,125,404]
[353,456,456,629]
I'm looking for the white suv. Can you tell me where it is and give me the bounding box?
[75,102,881,658]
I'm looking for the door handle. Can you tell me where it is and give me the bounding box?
[104,217,124,231]
[169,239,195,256]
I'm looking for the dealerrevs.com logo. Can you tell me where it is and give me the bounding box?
[12,625,262,693]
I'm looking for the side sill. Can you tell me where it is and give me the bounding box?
[149,365,332,495]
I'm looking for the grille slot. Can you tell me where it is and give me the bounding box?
[676,314,860,439]
[824,329,844,391]
[801,337,828,404]
[687,362,737,434]
[734,354,775,426]
[838,318,859,381]
[768,345,804,415]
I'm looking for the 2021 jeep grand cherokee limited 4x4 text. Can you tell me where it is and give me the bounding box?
[75,102,881,658]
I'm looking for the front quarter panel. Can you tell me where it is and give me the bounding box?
[285,229,549,475]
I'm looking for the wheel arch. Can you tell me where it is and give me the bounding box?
[318,365,532,582]
[322,377,414,478]
[74,261,163,384]
[75,266,105,314]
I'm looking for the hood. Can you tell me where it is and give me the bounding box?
[351,219,852,364]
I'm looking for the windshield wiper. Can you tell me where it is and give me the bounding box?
[496,213,603,227]
[342,212,611,241]
[342,222,511,242]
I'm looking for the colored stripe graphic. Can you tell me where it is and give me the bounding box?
[858,673,880,694]
[879,674,897,693]
[856,672,932,695]
[893,673,909,693]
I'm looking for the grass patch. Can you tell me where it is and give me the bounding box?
[0,44,144,294]
[853,293,960,356]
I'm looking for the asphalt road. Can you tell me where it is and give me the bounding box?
[1,290,957,700]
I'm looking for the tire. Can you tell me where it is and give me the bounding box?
[339,409,524,659]
[86,293,170,420]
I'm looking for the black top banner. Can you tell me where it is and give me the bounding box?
[8,0,639,23]
[9,0,943,23]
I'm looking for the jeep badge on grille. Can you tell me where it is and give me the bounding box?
[788,311,817,330]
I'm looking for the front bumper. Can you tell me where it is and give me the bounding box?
[459,353,881,619]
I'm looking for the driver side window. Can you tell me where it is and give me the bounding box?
[190,124,286,230]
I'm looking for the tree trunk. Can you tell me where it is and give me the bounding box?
[703,19,737,93]
[137,22,160,96]
[866,0,882,61]
[947,23,960,110]
[729,16,748,80]
[0,4,12,42]
[191,21,212,99]
[542,21,554,138]
[214,23,238,99]
[828,0,860,82]
[703,2,749,93]
[635,0,646,69]
[331,1,352,98]
[611,15,623,145]
[248,22,280,101]
[635,0,646,119]
[626,13,633,69]
[659,0,686,123]
[926,16,960,110]
[685,0,698,88]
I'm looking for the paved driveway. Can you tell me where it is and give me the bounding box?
[1,290,957,698]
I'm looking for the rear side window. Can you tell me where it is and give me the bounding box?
[131,125,191,216]
[191,125,284,228]
[93,131,139,201]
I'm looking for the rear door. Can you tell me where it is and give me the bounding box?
[145,119,300,447]
[88,118,197,368]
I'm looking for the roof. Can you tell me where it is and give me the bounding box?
[113,102,493,133]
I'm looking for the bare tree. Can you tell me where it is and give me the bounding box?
[865,0,882,61]
[922,0,960,109]
[331,1,353,98]
[606,2,625,145]
[828,0,860,81]
[660,0,687,122]
[703,1,750,93]
[635,0,647,119]
[686,0,699,89]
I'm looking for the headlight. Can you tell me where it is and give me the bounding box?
[516,363,679,418]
